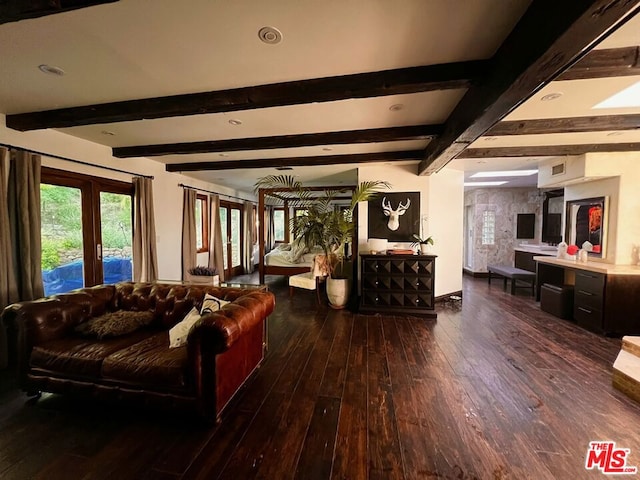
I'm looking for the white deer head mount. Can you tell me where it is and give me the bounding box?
[382,197,411,231]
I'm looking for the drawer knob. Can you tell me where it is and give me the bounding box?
[578,290,594,296]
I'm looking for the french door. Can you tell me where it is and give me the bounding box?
[218,200,244,279]
[40,167,134,295]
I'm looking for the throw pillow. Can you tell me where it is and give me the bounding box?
[74,310,154,340]
[169,307,201,348]
[201,293,230,315]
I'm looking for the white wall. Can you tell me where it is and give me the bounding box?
[1,114,255,280]
[564,152,640,265]
[357,164,464,297]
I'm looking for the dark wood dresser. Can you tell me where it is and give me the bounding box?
[360,254,436,317]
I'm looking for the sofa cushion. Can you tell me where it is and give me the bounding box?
[30,330,155,379]
[101,332,189,391]
[201,293,229,315]
[169,307,200,348]
[74,310,154,339]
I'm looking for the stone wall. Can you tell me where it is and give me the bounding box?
[464,188,544,273]
[58,247,132,265]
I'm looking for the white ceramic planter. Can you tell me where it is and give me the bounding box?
[326,277,350,309]
[188,274,220,286]
[420,244,430,255]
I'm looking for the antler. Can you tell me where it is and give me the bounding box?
[382,197,391,213]
[397,198,411,213]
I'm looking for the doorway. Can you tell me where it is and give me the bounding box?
[40,167,133,295]
[219,200,244,278]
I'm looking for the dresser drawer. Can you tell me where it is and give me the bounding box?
[574,305,603,333]
[574,271,605,294]
[574,287,603,311]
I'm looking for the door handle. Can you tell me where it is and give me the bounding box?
[97,244,102,261]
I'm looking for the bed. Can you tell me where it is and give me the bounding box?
[260,243,321,282]
[257,183,356,284]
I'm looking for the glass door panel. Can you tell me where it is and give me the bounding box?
[220,206,228,270]
[40,184,85,295]
[230,208,241,270]
[99,192,133,284]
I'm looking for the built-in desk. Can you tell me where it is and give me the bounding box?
[534,256,640,336]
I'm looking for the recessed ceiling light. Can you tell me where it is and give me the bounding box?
[258,26,283,44]
[606,131,625,137]
[540,92,563,102]
[471,169,537,178]
[100,130,115,136]
[275,166,293,171]
[228,119,242,126]
[464,181,508,187]
[219,153,229,157]
[483,136,498,142]
[476,160,488,164]
[594,81,640,108]
[389,104,404,111]
[322,147,333,151]
[38,64,65,76]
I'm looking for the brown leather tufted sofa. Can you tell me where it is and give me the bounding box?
[1,282,275,421]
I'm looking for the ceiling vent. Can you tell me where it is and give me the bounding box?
[551,162,565,176]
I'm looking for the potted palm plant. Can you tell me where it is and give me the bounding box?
[255,175,389,308]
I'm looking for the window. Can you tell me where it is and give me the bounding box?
[40,167,133,295]
[195,194,208,253]
[482,210,495,245]
[273,208,286,242]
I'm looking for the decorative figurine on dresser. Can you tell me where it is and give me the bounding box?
[360,254,436,317]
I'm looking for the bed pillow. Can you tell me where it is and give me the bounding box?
[201,293,230,315]
[74,310,154,339]
[275,243,291,251]
[169,307,201,348]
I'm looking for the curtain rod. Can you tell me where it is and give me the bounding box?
[178,183,257,204]
[0,143,154,179]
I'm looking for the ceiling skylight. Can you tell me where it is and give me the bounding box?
[593,80,640,109]
[463,181,508,187]
[470,170,537,178]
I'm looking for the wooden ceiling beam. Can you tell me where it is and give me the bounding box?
[418,1,640,176]
[165,150,423,172]
[557,46,640,80]
[457,142,640,158]
[0,0,119,25]
[6,61,484,131]
[113,124,441,158]
[486,113,640,136]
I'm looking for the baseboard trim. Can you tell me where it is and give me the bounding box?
[435,290,463,303]
[463,268,489,278]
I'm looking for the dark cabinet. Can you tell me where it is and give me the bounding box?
[537,259,640,336]
[360,254,436,317]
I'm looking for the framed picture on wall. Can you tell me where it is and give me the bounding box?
[367,192,420,242]
[565,196,608,257]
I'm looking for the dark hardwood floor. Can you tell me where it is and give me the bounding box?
[1,275,638,479]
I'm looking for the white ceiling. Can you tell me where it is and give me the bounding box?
[0,1,638,193]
